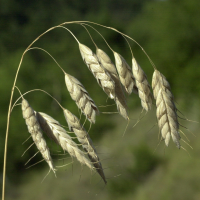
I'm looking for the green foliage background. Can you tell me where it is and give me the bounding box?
[1,0,200,199]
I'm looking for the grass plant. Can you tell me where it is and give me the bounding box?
[2,21,188,200]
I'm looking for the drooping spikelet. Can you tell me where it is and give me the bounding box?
[64,72,99,123]
[36,112,94,170]
[96,48,128,120]
[79,43,115,99]
[113,76,129,120]
[152,70,174,100]
[132,57,153,111]
[152,70,181,148]
[21,98,55,173]
[114,51,138,94]
[63,108,107,184]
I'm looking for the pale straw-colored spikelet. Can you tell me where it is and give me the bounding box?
[96,48,128,120]
[114,51,138,94]
[113,75,129,120]
[63,108,107,184]
[152,70,160,100]
[79,43,115,99]
[21,98,55,173]
[132,57,153,111]
[36,112,94,170]
[152,70,181,148]
[64,72,99,123]
[152,70,174,101]
[96,48,118,76]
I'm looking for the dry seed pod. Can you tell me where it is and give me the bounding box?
[156,89,181,148]
[79,43,115,99]
[65,72,99,123]
[114,52,138,94]
[96,48,128,120]
[36,112,94,170]
[132,57,153,111]
[63,108,106,184]
[21,98,55,173]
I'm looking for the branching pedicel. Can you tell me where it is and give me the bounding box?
[3,21,185,200]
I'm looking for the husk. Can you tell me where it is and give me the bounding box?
[132,57,153,111]
[79,43,115,99]
[37,112,94,170]
[22,98,55,173]
[65,73,99,123]
[96,48,129,119]
[63,108,107,183]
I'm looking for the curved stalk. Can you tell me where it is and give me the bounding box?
[2,22,76,200]
[3,20,156,199]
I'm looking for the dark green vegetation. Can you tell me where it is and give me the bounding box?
[1,0,200,199]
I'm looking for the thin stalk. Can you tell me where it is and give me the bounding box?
[61,21,157,69]
[2,22,76,200]
[3,20,156,199]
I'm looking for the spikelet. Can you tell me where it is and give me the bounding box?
[113,76,129,120]
[36,112,94,170]
[96,48,118,76]
[152,70,174,100]
[79,43,115,99]
[64,72,99,123]
[152,70,181,148]
[96,48,128,120]
[63,108,107,184]
[132,57,153,111]
[21,98,55,173]
[114,51,138,94]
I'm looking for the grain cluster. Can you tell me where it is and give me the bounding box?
[96,48,128,120]
[15,22,186,189]
[36,112,94,170]
[132,57,153,111]
[63,108,106,183]
[65,72,99,123]
[79,43,115,99]
[21,98,55,173]
[114,52,138,95]
[152,70,181,148]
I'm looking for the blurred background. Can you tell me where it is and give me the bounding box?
[1,0,200,199]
